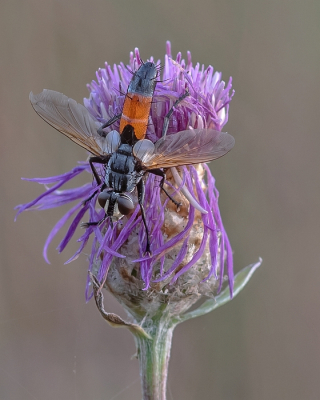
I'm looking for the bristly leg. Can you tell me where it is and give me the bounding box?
[148,169,182,208]
[83,156,109,206]
[89,156,111,185]
[97,114,122,137]
[83,183,107,206]
[81,213,108,229]
[161,91,190,138]
[137,179,151,255]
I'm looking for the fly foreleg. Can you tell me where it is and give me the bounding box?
[148,169,182,208]
[161,91,190,138]
[89,155,110,185]
[83,183,107,206]
[97,114,122,137]
[83,156,109,205]
[137,179,151,255]
[81,213,108,229]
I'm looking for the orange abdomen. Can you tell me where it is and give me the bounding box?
[120,94,152,140]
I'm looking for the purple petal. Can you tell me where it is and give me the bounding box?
[43,202,83,264]
[57,203,90,253]
[153,238,189,282]
[170,225,209,285]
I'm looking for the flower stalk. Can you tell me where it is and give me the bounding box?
[135,313,174,400]
[91,259,262,400]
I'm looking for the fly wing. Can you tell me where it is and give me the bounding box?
[29,90,103,156]
[143,129,235,169]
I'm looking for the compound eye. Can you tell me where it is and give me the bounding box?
[98,190,111,209]
[117,195,134,215]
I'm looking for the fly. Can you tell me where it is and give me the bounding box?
[29,62,235,254]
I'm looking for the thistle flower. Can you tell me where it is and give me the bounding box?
[17,42,261,400]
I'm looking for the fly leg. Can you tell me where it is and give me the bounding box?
[89,155,110,185]
[137,179,151,255]
[97,114,122,137]
[81,213,109,229]
[83,183,107,206]
[148,169,182,208]
[161,91,190,138]
[82,155,110,205]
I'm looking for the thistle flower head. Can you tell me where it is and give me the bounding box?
[17,42,235,319]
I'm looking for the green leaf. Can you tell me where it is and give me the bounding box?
[174,258,262,324]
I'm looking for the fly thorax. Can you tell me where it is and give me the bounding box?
[117,143,133,156]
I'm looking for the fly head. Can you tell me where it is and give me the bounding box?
[98,189,134,219]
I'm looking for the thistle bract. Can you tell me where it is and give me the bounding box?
[16,42,235,314]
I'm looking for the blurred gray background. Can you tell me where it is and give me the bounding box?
[1,0,319,399]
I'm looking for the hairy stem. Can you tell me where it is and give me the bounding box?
[135,315,175,400]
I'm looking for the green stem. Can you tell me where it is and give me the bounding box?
[135,316,175,400]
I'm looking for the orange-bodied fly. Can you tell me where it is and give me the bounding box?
[29,61,235,254]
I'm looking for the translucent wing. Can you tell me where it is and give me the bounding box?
[29,89,104,156]
[133,139,155,163]
[143,129,235,169]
